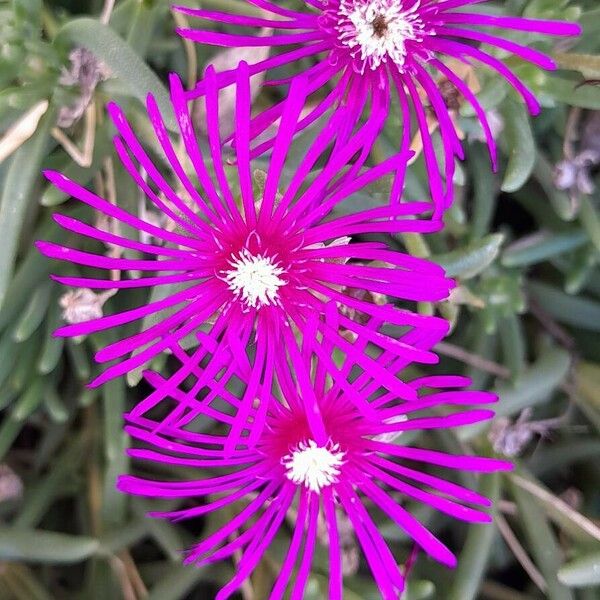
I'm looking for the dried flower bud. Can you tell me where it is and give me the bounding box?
[59,288,115,325]
[489,415,534,457]
[58,48,109,128]
[0,464,23,503]
[488,409,563,457]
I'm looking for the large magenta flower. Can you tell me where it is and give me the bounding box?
[176,0,580,214]
[119,344,511,599]
[38,64,454,450]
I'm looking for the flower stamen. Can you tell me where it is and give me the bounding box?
[282,439,345,493]
[223,248,286,309]
[336,0,426,72]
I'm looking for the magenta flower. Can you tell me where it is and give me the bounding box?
[176,0,580,214]
[119,346,511,599]
[38,63,454,450]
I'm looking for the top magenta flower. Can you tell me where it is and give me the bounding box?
[176,0,580,215]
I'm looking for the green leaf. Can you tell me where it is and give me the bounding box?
[510,472,600,545]
[0,527,99,563]
[12,377,45,421]
[37,301,65,375]
[12,281,52,342]
[554,53,600,79]
[147,564,208,600]
[66,339,91,381]
[500,99,535,193]
[510,473,575,600]
[469,149,498,241]
[43,388,69,423]
[0,105,57,308]
[529,282,600,331]
[433,234,504,279]
[498,313,526,379]
[1,564,54,600]
[447,472,500,600]
[101,375,129,528]
[459,345,570,440]
[502,231,588,268]
[579,196,600,253]
[533,153,577,221]
[558,551,600,588]
[15,435,86,528]
[55,18,176,131]
[544,77,600,110]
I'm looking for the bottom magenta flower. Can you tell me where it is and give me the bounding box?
[119,345,510,599]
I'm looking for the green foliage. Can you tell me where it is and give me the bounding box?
[0,0,599,599]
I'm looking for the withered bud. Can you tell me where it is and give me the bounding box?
[438,78,462,111]
[488,408,562,457]
[59,288,115,325]
[58,48,109,128]
[0,464,23,503]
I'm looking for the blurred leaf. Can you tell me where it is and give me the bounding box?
[12,280,52,342]
[469,149,498,241]
[147,563,209,600]
[510,473,575,600]
[498,313,526,379]
[0,527,99,563]
[66,339,91,381]
[447,472,500,600]
[533,153,576,222]
[0,105,56,308]
[558,551,600,588]
[459,345,570,440]
[502,231,588,268]
[15,434,86,528]
[500,99,535,193]
[510,472,600,545]
[554,53,600,79]
[529,282,600,331]
[1,563,54,600]
[579,196,600,253]
[544,78,600,110]
[576,362,600,412]
[37,299,65,374]
[433,234,504,279]
[403,579,435,600]
[55,18,176,130]
[12,377,45,421]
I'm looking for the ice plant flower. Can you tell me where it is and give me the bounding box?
[119,343,511,599]
[176,0,581,214]
[38,63,454,450]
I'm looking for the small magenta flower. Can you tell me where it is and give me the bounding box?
[176,0,580,214]
[119,348,511,599]
[38,63,454,449]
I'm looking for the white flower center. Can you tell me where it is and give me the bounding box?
[337,0,425,72]
[223,248,286,309]
[282,439,345,493]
